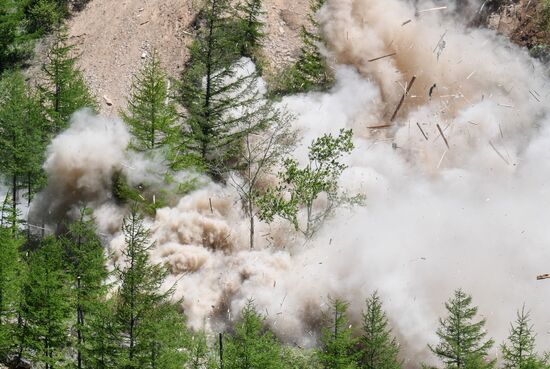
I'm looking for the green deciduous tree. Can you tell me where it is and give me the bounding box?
[40,27,97,134]
[114,207,188,369]
[317,298,358,369]
[258,128,364,239]
[429,289,495,369]
[358,292,401,369]
[224,300,283,369]
[121,50,178,152]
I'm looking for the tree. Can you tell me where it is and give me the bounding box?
[258,128,364,239]
[40,27,97,134]
[19,237,72,369]
[114,206,188,369]
[61,208,109,369]
[501,306,541,369]
[317,298,358,369]
[121,50,178,152]
[224,300,283,369]
[0,0,26,72]
[358,292,401,369]
[0,71,47,229]
[429,289,495,369]
[188,331,216,369]
[273,0,332,95]
[235,0,265,61]
[0,227,24,364]
[177,0,267,178]
[228,100,295,249]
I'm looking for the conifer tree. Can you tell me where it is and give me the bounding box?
[19,237,72,369]
[0,226,24,364]
[178,0,267,178]
[0,71,47,229]
[501,307,540,369]
[317,298,358,369]
[114,206,188,369]
[0,0,26,72]
[121,50,178,152]
[189,331,216,369]
[274,0,332,94]
[40,27,97,134]
[235,0,265,60]
[358,292,401,369]
[61,208,109,369]
[429,289,495,369]
[224,300,284,369]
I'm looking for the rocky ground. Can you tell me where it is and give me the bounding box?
[65,0,309,114]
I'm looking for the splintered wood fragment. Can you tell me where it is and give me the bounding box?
[536,274,550,280]
[498,103,515,108]
[417,122,428,140]
[402,19,412,26]
[466,70,476,80]
[529,90,541,102]
[489,140,510,165]
[209,198,213,213]
[436,124,449,149]
[418,6,447,13]
[390,76,417,122]
[368,124,392,129]
[437,149,448,169]
[368,52,397,62]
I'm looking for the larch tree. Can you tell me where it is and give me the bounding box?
[317,298,358,369]
[235,0,265,61]
[121,50,178,152]
[40,27,97,134]
[0,226,25,364]
[429,289,495,369]
[114,206,188,369]
[358,292,401,369]
[274,0,332,95]
[501,306,542,369]
[224,300,284,369]
[19,237,72,369]
[177,0,267,178]
[0,71,47,230]
[61,208,109,369]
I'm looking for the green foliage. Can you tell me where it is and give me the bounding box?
[501,306,542,369]
[121,50,178,152]
[0,71,48,227]
[188,331,217,369]
[20,237,72,369]
[114,207,188,369]
[317,298,358,369]
[177,0,267,178]
[258,128,364,238]
[271,0,332,95]
[0,227,24,363]
[0,0,29,72]
[358,292,401,369]
[235,0,266,61]
[429,289,495,369]
[282,347,322,369]
[25,0,67,34]
[40,27,97,134]
[542,0,550,33]
[224,300,284,369]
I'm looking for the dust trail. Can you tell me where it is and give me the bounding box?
[29,0,550,366]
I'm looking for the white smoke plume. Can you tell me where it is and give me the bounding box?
[30,0,550,366]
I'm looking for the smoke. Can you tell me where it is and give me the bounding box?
[29,0,550,366]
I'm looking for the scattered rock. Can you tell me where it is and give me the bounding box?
[103,95,113,106]
[280,9,301,30]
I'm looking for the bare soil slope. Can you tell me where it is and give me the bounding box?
[67,0,309,114]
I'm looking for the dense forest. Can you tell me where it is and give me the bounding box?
[1,0,550,368]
